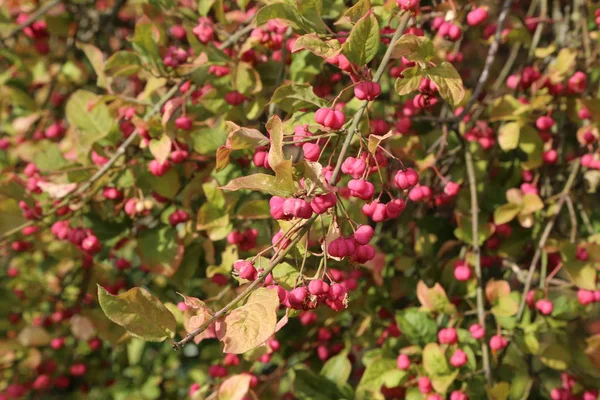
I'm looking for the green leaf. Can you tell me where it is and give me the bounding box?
[341,12,379,66]
[431,370,459,394]
[149,134,172,164]
[335,0,371,26]
[77,42,106,88]
[425,62,465,107]
[395,308,437,347]
[417,281,456,314]
[132,19,162,72]
[519,126,543,170]
[147,168,180,199]
[547,48,576,83]
[296,0,328,33]
[492,296,519,317]
[221,173,295,197]
[65,90,115,156]
[395,66,422,95]
[293,368,348,400]
[270,261,300,290]
[104,51,142,77]
[292,33,341,59]
[321,353,351,387]
[97,285,176,342]
[540,342,571,370]
[423,343,451,376]
[422,343,458,393]
[270,83,327,113]
[196,203,231,241]
[234,62,263,95]
[494,203,521,225]
[255,3,311,33]
[357,358,402,399]
[498,122,520,151]
[454,216,494,246]
[137,227,182,277]
[391,34,435,62]
[562,260,597,290]
[217,288,279,354]
[236,200,271,220]
[487,382,511,400]
[0,198,26,236]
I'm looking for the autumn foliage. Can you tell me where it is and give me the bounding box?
[1,0,600,399]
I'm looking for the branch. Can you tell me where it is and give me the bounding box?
[464,149,492,385]
[515,159,581,321]
[173,216,316,350]
[172,13,410,348]
[330,12,409,182]
[1,0,62,44]
[453,0,513,123]
[0,24,255,244]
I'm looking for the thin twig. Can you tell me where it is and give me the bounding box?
[454,0,513,123]
[330,12,409,182]
[464,149,492,385]
[515,160,580,321]
[0,24,255,243]
[0,0,62,44]
[172,13,410,349]
[565,195,577,243]
[173,217,316,349]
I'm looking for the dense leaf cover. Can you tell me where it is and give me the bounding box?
[1,0,600,399]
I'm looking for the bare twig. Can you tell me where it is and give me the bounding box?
[0,24,254,244]
[464,149,492,385]
[565,195,577,243]
[0,0,62,44]
[454,0,513,123]
[330,12,409,182]
[173,217,315,349]
[172,13,410,348]
[515,160,580,321]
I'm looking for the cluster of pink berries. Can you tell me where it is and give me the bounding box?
[227,228,259,251]
[551,373,598,400]
[162,46,191,68]
[328,225,376,263]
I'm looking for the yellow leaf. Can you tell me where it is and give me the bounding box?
[217,288,279,354]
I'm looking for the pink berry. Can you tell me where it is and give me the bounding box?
[418,376,432,394]
[397,0,420,11]
[438,327,458,344]
[444,181,460,196]
[354,81,381,101]
[578,289,595,305]
[450,349,468,367]
[489,334,508,350]
[314,107,345,130]
[308,279,330,296]
[454,264,472,281]
[311,193,336,214]
[354,225,374,245]
[148,160,171,177]
[238,264,258,280]
[535,299,553,315]
[347,179,375,200]
[341,157,367,179]
[568,71,587,93]
[397,354,411,370]
[536,116,555,131]
[394,168,419,190]
[302,143,321,162]
[287,287,308,309]
[467,7,488,26]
